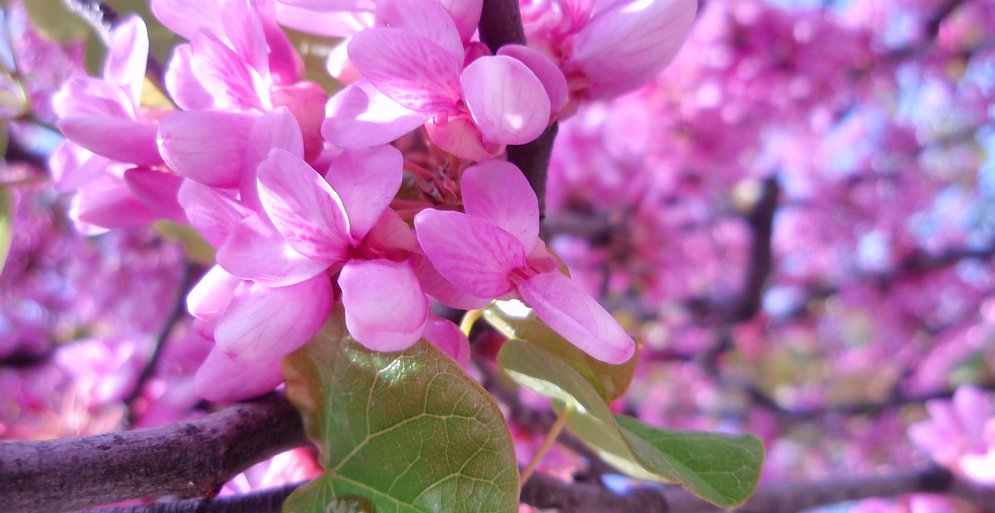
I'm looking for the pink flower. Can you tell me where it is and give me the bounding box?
[323,0,561,160]
[909,386,995,485]
[415,160,635,364]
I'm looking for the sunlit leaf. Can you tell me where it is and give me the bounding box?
[282,307,519,513]
[498,339,763,507]
[285,28,343,95]
[483,304,638,401]
[0,187,11,273]
[153,221,216,265]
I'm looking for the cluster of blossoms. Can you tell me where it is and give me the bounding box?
[47,0,697,401]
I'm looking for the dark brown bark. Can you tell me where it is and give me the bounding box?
[0,395,308,513]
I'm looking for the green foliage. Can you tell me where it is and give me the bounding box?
[483,305,638,401]
[498,339,763,507]
[282,308,519,513]
[23,0,90,43]
[0,187,10,273]
[153,221,216,265]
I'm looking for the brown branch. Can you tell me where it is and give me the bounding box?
[477,0,558,217]
[70,484,301,513]
[0,394,308,513]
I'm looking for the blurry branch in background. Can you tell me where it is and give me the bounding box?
[0,395,308,513]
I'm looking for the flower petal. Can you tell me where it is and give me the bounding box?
[325,145,403,241]
[164,44,215,110]
[461,160,539,252]
[322,80,428,147]
[423,316,471,367]
[497,44,568,114]
[424,114,499,162]
[339,258,427,352]
[70,174,158,230]
[461,55,550,145]
[568,0,696,99]
[242,108,305,210]
[414,254,491,310]
[195,346,284,402]
[124,168,186,223]
[217,214,333,286]
[348,28,461,112]
[158,110,256,187]
[219,0,270,77]
[514,271,635,364]
[103,16,149,106]
[257,148,353,259]
[177,180,251,247]
[414,209,523,298]
[216,275,333,362]
[374,0,463,61]
[187,264,240,323]
[437,0,482,44]
[58,116,162,166]
[151,0,224,40]
[53,76,133,119]
[190,30,268,109]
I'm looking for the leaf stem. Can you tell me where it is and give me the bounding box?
[520,404,573,486]
[459,309,484,337]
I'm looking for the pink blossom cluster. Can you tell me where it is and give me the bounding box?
[45,0,699,401]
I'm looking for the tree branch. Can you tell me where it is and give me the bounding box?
[0,394,308,513]
[70,484,301,513]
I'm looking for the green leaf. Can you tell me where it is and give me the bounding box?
[282,308,519,513]
[153,221,216,265]
[0,187,10,273]
[483,304,638,401]
[23,0,90,43]
[498,339,763,507]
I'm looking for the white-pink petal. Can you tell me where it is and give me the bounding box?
[58,117,161,166]
[322,81,428,147]
[257,148,353,259]
[103,16,149,107]
[217,214,334,286]
[177,180,250,248]
[348,28,461,112]
[437,0,482,44]
[339,258,428,352]
[123,168,186,223]
[497,45,569,115]
[423,316,471,367]
[151,0,224,40]
[374,0,464,62]
[414,255,492,310]
[461,160,539,252]
[215,275,333,362]
[461,55,550,145]
[164,44,215,110]
[190,31,269,110]
[325,145,403,241]
[414,209,524,298]
[514,271,635,364]
[157,110,256,187]
[568,0,696,99]
[187,264,240,323]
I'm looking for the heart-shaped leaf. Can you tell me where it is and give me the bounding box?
[282,308,519,513]
[483,303,638,401]
[498,338,763,507]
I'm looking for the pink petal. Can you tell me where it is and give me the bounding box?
[151,0,224,40]
[257,148,353,259]
[217,214,333,286]
[461,55,550,145]
[274,3,372,37]
[414,209,523,298]
[124,168,186,223]
[437,0,482,44]
[164,44,215,110]
[242,108,305,210]
[158,110,256,187]
[365,208,420,255]
[190,31,268,110]
[195,347,284,402]
[423,316,471,367]
[424,114,499,162]
[374,0,464,61]
[103,16,149,107]
[497,45,568,114]
[177,180,251,247]
[325,145,403,241]
[271,82,328,160]
[48,141,110,192]
[216,275,333,362]
[187,264,240,323]
[514,271,635,364]
[322,80,428,147]
[461,160,539,252]
[70,174,158,230]
[568,0,696,99]
[219,0,270,77]
[339,259,427,352]
[58,116,161,166]
[348,28,461,112]
[414,255,491,310]
[52,76,133,119]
